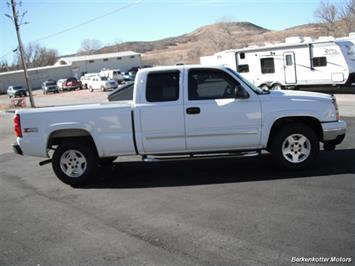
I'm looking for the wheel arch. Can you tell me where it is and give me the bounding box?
[267,116,323,150]
[47,128,101,157]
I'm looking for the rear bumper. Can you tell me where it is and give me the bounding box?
[321,120,347,142]
[345,72,355,86]
[12,143,23,155]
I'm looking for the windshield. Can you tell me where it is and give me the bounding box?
[101,77,108,81]
[46,81,56,85]
[13,86,24,90]
[225,68,263,94]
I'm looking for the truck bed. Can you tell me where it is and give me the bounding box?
[17,102,136,158]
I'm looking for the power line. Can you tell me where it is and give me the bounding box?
[32,0,143,43]
[0,50,15,60]
[1,0,143,60]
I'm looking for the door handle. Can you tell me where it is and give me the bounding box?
[186,107,200,115]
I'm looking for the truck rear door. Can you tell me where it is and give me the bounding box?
[135,70,186,153]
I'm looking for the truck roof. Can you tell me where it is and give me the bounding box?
[137,64,226,74]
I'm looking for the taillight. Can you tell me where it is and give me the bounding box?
[14,113,22,137]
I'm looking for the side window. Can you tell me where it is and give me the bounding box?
[313,57,327,67]
[188,69,239,100]
[238,64,249,73]
[285,55,293,66]
[146,71,179,102]
[260,58,275,74]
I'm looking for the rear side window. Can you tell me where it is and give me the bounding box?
[313,57,327,67]
[146,71,179,102]
[260,58,275,74]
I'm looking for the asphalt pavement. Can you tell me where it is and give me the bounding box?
[0,114,354,265]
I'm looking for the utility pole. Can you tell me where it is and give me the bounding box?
[9,0,35,107]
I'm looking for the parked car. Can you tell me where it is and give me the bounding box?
[61,77,82,91]
[107,82,134,101]
[42,80,59,94]
[56,79,66,91]
[87,76,118,92]
[13,65,346,186]
[80,73,99,89]
[7,85,27,98]
[121,72,134,82]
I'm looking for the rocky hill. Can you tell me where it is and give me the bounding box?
[97,21,329,65]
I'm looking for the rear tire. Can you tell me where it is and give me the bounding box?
[52,141,97,186]
[270,123,319,169]
[101,86,105,92]
[260,84,269,91]
[89,86,94,92]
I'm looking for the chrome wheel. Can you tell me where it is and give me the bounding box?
[272,84,282,90]
[260,84,269,91]
[59,150,87,178]
[282,134,311,163]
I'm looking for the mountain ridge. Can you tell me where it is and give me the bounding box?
[85,21,331,65]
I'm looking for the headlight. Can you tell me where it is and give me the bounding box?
[331,94,340,120]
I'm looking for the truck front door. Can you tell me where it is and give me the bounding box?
[184,68,262,152]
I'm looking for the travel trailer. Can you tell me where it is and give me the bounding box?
[200,36,355,90]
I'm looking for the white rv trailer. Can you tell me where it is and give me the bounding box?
[200,36,355,90]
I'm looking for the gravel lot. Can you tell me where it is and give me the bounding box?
[0,90,354,265]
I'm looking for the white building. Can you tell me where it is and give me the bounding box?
[0,51,141,93]
[55,51,141,78]
[0,65,72,93]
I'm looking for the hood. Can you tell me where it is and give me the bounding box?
[268,90,332,102]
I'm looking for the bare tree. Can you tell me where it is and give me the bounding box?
[78,39,102,54]
[339,0,355,34]
[186,47,202,63]
[315,0,355,36]
[13,42,58,68]
[0,60,10,73]
[204,23,234,52]
[314,1,339,35]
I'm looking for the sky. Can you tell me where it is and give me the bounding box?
[0,0,339,63]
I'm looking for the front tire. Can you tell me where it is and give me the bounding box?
[271,83,282,90]
[270,123,319,169]
[52,141,97,186]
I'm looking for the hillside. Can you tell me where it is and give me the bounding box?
[96,21,330,65]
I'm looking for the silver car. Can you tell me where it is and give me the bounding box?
[42,80,59,94]
[7,85,27,98]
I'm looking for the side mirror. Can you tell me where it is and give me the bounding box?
[235,86,249,99]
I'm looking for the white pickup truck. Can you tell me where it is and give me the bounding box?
[13,65,346,186]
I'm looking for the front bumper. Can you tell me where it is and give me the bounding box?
[12,143,23,155]
[321,120,347,142]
